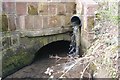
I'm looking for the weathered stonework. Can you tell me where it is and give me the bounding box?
[38,2,48,15]
[66,2,76,14]
[28,2,38,15]
[16,2,27,15]
[2,2,16,14]
[2,32,71,78]
[57,3,66,15]
[8,15,16,31]
[77,0,98,50]
[1,0,98,78]
[2,14,8,31]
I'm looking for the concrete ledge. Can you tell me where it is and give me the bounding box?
[20,27,72,37]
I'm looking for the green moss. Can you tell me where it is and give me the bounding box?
[42,37,48,45]
[89,63,97,72]
[2,51,34,77]
[57,34,63,41]
[2,14,8,31]
[52,36,57,42]
[88,16,94,29]
[28,5,38,15]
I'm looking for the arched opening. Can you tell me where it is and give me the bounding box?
[34,40,70,61]
[6,40,84,78]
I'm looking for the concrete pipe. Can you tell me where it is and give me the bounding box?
[71,14,82,27]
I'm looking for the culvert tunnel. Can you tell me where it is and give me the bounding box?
[6,40,83,78]
[33,40,71,61]
[5,14,83,78]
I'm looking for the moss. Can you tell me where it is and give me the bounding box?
[57,34,63,41]
[2,51,34,77]
[89,63,97,72]
[42,37,48,45]
[28,5,38,15]
[87,16,94,30]
[2,14,8,31]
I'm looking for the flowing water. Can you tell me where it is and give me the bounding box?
[69,24,80,57]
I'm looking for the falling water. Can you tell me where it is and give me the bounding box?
[69,21,80,57]
[69,15,81,57]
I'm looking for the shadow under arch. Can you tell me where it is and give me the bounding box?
[33,40,70,62]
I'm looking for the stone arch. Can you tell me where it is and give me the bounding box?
[2,33,71,78]
[33,40,70,61]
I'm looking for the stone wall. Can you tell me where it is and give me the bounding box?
[2,33,71,78]
[2,2,76,36]
[1,0,98,78]
[1,1,75,78]
[76,0,98,51]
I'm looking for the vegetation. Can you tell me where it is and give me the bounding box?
[85,1,119,78]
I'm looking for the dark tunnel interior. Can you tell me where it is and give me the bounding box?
[34,40,70,61]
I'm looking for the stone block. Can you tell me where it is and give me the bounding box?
[60,16,65,27]
[64,15,72,26]
[43,16,49,28]
[2,2,15,14]
[76,1,83,14]
[56,34,64,41]
[87,16,94,32]
[43,37,48,45]
[28,2,38,15]
[86,4,98,15]
[17,16,25,30]
[15,16,21,30]
[63,34,71,41]
[8,15,16,31]
[25,16,34,30]
[11,34,19,46]
[16,2,27,15]
[2,14,8,31]
[34,15,43,30]
[88,33,94,43]
[5,48,14,58]
[48,3,57,15]
[48,36,53,43]
[2,37,11,49]
[38,2,48,15]
[48,16,61,28]
[66,2,76,14]
[57,3,66,15]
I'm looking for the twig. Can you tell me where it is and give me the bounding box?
[49,55,68,60]
[59,57,84,78]
[80,62,91,79]
[59,61,77,78]
[59,54,98,78]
